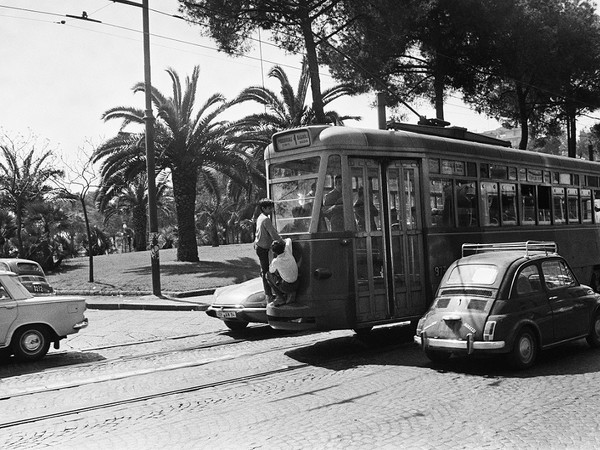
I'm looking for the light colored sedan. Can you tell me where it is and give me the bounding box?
[0,270,88,361]
[206,277,267,330]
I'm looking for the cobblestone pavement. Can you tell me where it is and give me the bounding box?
[1,310,600,449]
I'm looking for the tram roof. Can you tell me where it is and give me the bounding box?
[270,125,600,173]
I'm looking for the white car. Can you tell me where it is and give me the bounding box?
[206,277,267,330]
[0,270,88,361]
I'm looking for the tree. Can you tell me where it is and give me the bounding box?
[95,171,170,252]
[0,132,63,256]
[179,0,354,124]
[52,142,100,282]
[96,66,239,262]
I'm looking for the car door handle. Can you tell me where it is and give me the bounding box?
[549,296,558,300]
[0,305,15,309]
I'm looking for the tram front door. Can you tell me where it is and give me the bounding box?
[350,158,425,324]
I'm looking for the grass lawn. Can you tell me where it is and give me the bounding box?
[46,243,260,295]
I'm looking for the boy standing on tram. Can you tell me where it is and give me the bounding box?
[254,198,281,304]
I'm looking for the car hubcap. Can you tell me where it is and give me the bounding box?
[23,333,41,352]
[519,336,533,362]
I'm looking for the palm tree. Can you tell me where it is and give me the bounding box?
[95,66,242,262]
[229,58,360,150]
[95,171,170,252]
[0,141,63,256]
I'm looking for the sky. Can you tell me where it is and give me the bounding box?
[1,0,576,170]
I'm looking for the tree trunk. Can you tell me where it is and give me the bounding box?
[566,108,577,158]
[434,68,445,121]
[517,85,529,150]
[132,203,147,251]
[172,164,199,262]
[80,197,94,283]
[300,15,326,124]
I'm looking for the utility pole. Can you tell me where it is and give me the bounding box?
[107,0,161,296]
[142,0,161,297]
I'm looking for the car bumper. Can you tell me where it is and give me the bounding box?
[414,335,506,351]
[206,306,267,324]
[73,318,89,330]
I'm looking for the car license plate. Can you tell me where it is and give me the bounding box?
[217,311,237,319]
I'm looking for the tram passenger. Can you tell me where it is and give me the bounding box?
[254,198,281,304]
[323,175,344,231]
[267,238,299,306]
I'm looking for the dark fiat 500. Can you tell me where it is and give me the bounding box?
[414,242,600,368]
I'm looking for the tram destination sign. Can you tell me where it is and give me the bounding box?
[274,129,311,151]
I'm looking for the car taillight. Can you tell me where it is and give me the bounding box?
[483,321,496,341]
[416,317,425,335]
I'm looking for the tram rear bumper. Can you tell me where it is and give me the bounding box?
[414,335,506,351]
[267,303,317,331]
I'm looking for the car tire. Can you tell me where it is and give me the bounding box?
[586,311,600,348]
[12,326,51,361]
[224,320,249,331]
[509,328,537,369]
[425,349,452,363]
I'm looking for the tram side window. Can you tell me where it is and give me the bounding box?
[456,181,477,227]
[581,190,592,224]
[538,186,551,224]
[321,155,344,232]
[552,187,566,224]
[567,189,579,223]
[595,190,600,224]
[501,184,517,225]
[430,178,453,227]
[480,182,500,226]
[520,184,536,225]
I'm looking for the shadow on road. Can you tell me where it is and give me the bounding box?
[285,325,600,379]
[0,351,106,378]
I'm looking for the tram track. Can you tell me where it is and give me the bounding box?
[0,363,309,430]
[0,329,413,431]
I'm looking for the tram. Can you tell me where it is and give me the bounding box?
[264,124,600,332]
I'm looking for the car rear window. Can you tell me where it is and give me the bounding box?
[446,264,498,285]
[16,262,43,274]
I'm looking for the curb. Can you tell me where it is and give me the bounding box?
[55,288,217,297]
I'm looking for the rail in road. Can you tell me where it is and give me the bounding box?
[0,323,416,435]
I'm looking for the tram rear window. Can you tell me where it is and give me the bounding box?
[270,157,320,178]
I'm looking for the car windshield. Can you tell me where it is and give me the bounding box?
[446,264,498,285]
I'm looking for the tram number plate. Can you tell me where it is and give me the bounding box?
[217,311,237,319]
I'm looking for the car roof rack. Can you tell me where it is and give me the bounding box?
[462,241,558,257]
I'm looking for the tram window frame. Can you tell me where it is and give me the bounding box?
[500,183,518,225]
[594,190,600,224]
[480,181,500,227]
[581,189,592,224]
[456,180,478,227]
[538,186,552,224]
[430,178,454,227]
[520,184,537,225]
[566,188,580,224]
[552,187,566,224]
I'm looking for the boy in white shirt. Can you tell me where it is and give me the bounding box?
[267,238,299,306]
